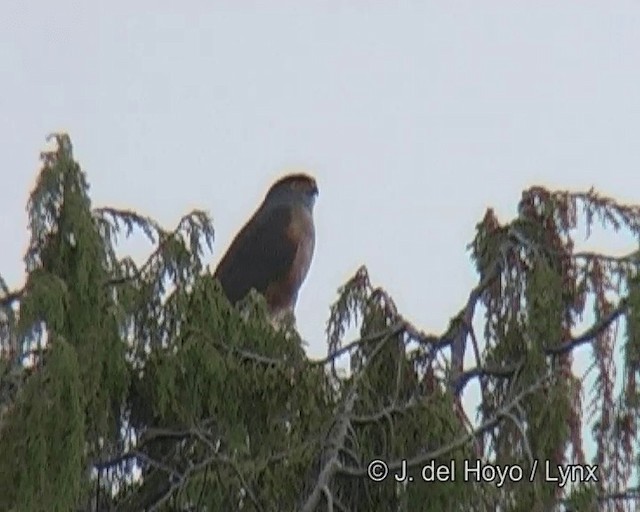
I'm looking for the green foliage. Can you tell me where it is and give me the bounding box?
[0,337,84,511]
[1,135,640,511]
[625,270,640,409]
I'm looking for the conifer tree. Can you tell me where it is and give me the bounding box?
[1,134,639,511]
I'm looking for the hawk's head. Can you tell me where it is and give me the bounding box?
[264,173,319,212]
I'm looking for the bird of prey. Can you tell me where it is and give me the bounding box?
[214,173,318,326]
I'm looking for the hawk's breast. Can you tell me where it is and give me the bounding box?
[290,206,315,286]
[264,204,315,315]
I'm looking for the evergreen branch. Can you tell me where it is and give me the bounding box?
[203,334,285,366]
[339,371,553,477]
[309,320,410,367]
[202,320,434,371]
[310,319,446,370]
[300,391,357,512]
[350,396,421,425]
[449,253,501,368]
[139,446,265,512]
[444,233,516,394]
[544,298,629,355]
[145,452,220,512]
[452,361,524,395]
[105,421,264,511]
[104,209,211,287]
[144,450,263,512]
[93,207,163,244]
[300,336,391,512]
[100,419,315,511]
[573,249,640,265]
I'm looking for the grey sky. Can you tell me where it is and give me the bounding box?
[2,3,640,453]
